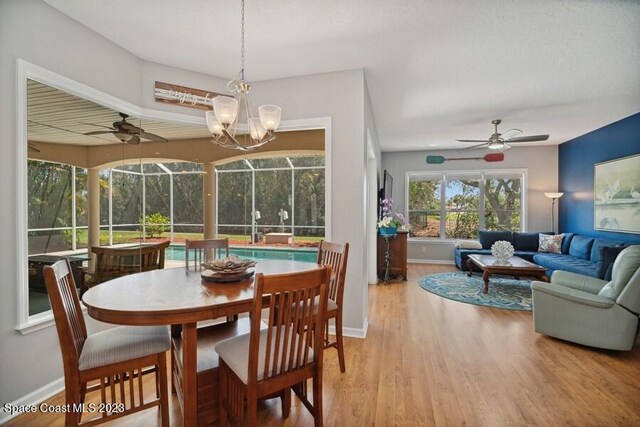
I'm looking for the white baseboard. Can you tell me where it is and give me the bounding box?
[327,318,368,339]
[408,258,455,265]
[0,377,64,424]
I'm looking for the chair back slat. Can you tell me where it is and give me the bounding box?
[44,259,88,366]
[185,238,229,270]
[90,240,169,284]
[316,240,349,303]
[250,266,330,383]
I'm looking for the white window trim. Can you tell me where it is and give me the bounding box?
[16,60,333,333]
[405,168,528,242]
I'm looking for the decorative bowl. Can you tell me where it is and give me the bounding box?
[202,255,256,274]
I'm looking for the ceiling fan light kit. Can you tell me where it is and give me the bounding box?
[206,0,281,151]
[456,119,549,152]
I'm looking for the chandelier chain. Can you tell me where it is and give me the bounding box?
[240,0,245,80]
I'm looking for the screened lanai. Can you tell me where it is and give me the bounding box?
[27,155,325,255]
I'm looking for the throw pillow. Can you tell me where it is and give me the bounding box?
[597,245,627,280]
[454,240,483,249]
[538,234,563,253]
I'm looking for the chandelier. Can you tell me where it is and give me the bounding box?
[206,0,281,151]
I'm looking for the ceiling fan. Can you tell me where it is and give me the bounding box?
[84,113,168,144]
[456,119,549,151]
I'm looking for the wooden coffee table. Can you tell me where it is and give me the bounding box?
[466,254,548,294]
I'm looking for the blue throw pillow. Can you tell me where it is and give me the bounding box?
[569,235,595,260]
[512,232,540,251]
[597,245,627,280]
[478,231,512,249]
[561,233,575,254]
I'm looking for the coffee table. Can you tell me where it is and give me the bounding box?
[466,254,548,294]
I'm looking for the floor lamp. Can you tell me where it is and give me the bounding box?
[544,192,564,234]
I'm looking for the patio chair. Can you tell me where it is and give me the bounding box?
[215,266,330,427]
[84,240,170,290]
[184,238,229,270]
[44,259,170,426]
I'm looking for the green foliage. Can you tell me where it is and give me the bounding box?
[143,213,170,238]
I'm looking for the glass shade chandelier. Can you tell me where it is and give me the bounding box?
[206,0,281,151]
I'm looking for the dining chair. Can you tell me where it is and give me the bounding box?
[44,259,170,427]
[184,238,229,270]
[215,266,331,427]
[316,240,350,373]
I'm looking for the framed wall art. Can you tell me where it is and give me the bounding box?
[594,153,640,234]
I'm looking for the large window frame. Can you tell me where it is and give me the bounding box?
[405,168,527,241]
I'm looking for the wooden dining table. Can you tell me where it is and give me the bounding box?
[82,259,320,427]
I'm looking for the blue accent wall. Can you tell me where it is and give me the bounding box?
[558,112,640,243]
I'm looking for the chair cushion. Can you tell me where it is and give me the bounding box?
[215,327,314,384]
[598,246,640,300]
[512,232,541,252]
[596,245,627,280]
[538,234,563,253]
[478,231,512,249]
[79,326,170,370]
[569,235,595,260]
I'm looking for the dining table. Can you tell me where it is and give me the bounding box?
[82,259,320,427]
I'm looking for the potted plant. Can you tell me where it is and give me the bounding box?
[377,198,407,235]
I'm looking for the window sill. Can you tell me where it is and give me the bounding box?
[16,306,87,335]
[408,239,459,244]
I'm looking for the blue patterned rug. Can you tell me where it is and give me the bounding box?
[417,271,532,311]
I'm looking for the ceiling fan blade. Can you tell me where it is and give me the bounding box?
[139,131,168,142]
[79,122,114,130]
[27,144,41,153]
[505,134,549,143]
[457,142,489,152]
[456,139,490,143]
[500,128,522,140]
[84,130,115,136]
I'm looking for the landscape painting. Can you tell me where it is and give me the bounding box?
[594,153,640,234]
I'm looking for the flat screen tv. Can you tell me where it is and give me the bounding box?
[380,170,393,201]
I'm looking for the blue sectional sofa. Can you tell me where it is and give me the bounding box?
[454,231,630,279]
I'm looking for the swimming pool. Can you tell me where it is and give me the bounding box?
[165,245,318,263]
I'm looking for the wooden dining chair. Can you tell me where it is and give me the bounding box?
[316,240,350,373]
[215,266,331,427]
[44,259,170,427]
[184,238,229,270]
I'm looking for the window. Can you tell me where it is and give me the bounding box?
[407,169,526,240]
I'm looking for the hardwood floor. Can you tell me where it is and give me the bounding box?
[8,263,640,426]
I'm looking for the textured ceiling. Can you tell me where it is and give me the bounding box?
[44,0,640,151]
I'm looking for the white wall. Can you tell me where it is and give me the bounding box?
[381,145,559,262]
[0,0,371,409]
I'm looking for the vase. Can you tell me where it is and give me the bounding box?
[491,240,514,264]
[379,226,397,236]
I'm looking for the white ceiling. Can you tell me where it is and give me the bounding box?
[44,0,640,152]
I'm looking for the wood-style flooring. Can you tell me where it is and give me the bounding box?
[7,263,640,426]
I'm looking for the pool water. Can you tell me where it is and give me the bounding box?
[165,245,318,263]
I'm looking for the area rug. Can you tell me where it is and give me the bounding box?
[417,271,532,311]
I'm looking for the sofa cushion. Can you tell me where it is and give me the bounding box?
[590,239,627,264]
[533,253,598,278]
[538,234,563,253]
[478,231,512,249]
[597,245,627,280]
[512,232,541,251]
[561,233,575,254]
[454,240,482,249]
[569,235,595,260]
